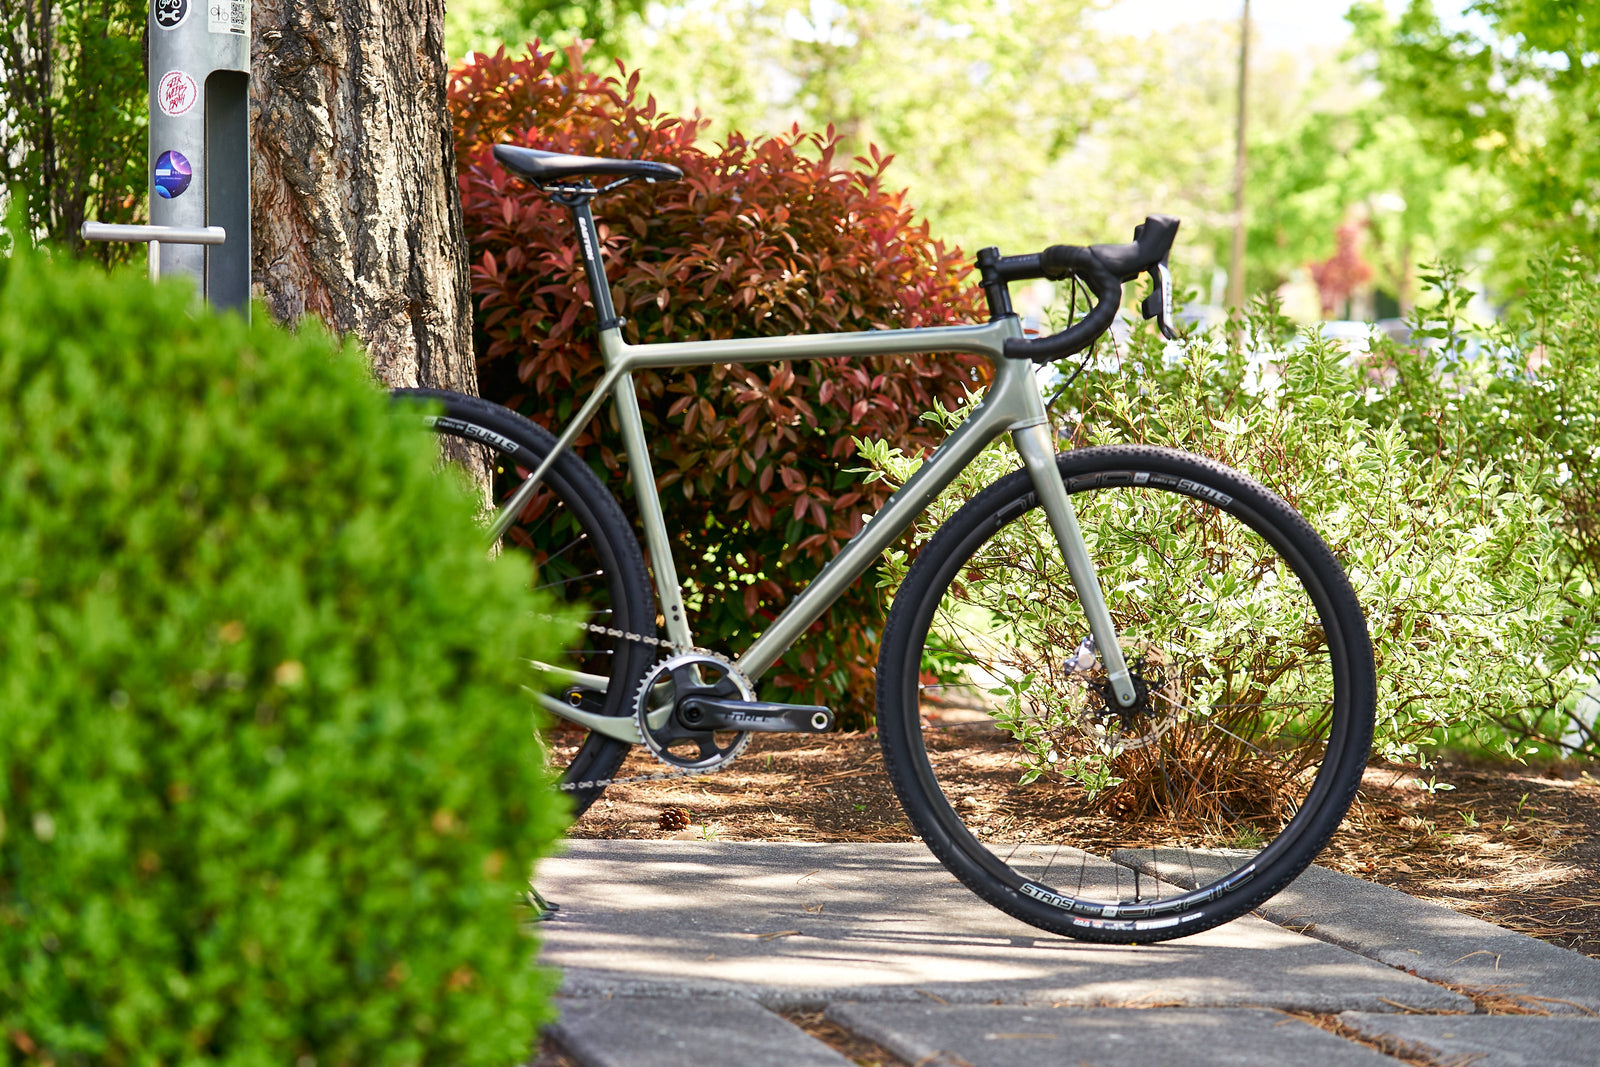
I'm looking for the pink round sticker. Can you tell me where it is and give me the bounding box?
[158,71,199,117]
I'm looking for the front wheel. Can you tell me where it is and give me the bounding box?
[877,445,1375,942]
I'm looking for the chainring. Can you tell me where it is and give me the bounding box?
[634,650,754,771]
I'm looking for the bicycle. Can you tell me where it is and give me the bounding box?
[395,145,1377,944]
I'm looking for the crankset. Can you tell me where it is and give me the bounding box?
[634,651,835,771]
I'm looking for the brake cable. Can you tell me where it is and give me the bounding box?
[1045,274,1100,420]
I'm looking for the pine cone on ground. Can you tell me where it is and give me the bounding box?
[658,807,692,832]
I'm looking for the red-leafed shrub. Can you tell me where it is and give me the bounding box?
[450,44,987,726]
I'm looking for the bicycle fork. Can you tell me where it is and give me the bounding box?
[1011,419,1138,709]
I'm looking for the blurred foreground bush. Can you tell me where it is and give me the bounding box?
[0,240,567,1064]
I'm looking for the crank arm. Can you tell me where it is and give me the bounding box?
[677,697,834,733]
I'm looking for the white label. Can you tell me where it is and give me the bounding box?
[157,71,199,117]
[207,0,248,35]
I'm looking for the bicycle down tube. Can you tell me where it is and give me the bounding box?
[512,317,1139,738]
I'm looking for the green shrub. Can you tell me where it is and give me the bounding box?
[1,2,148,262]
[1346,253,1600,760]
[451,43,987,727]
[0,240,568,1064]
[865,291,1592,804]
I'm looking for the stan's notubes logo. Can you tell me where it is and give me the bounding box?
[154,0,189,29]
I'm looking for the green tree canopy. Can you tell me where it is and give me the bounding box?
[446,0,649,60]
[1348,0,1600,296]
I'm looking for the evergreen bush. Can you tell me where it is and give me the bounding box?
[451,43,987,727]
[865,289,1591,810]
[0,240,567,1064]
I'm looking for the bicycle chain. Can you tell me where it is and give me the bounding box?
[551,620,745,794]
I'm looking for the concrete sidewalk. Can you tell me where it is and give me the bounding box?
[533,841,1600,1066]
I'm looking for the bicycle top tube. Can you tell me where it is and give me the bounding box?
[492,143,1183,365]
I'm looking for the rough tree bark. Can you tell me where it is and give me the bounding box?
[249,0,476,395]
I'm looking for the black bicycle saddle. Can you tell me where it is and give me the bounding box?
[493,145,684,186]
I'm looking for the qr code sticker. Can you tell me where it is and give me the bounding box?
[208,1,248,35]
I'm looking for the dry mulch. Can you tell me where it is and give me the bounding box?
[568,732,1600,959]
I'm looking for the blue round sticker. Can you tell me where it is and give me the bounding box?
[153,150,192,200]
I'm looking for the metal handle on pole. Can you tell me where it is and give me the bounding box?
[80,222,226,283]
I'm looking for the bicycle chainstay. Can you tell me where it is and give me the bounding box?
[549,619,747,794]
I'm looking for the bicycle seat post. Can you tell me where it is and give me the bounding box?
[549,186,625,336]
[542,177,695,650]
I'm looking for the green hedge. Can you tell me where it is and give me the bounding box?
[0,240,568,1064]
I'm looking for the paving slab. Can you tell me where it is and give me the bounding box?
[826,1004,1403,1066]
[1118,850,1600,1014]
[547,995,853,1067]
[1338,1012,1600,1067]
[534,841,1470,1013]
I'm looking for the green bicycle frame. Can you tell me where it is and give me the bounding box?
[496,198,1138,742]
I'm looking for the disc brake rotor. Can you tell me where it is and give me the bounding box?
[1080,650,1183,751]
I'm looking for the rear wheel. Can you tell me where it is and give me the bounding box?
[877,445,1375,942]
[397,389,655,817]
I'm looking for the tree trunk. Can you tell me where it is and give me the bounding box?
[249,0,476,395]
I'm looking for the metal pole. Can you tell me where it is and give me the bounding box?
[147,0,251,310]
[84,2,250,311]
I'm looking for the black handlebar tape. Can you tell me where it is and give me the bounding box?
[990,251,1045,283]
[1003,246,1122,362]
[1001,214,1182,362]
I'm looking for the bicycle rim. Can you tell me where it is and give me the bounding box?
[880,445,1374,942]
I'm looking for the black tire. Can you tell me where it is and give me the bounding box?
[396,389,655,817]
[877,445,1375,942]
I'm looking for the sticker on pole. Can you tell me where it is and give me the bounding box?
[157,71,199,117]
[208,0,248,35]
[153,151,193,200]
[153,0,189,30]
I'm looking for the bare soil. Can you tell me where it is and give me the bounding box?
[569,732,1600,959]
